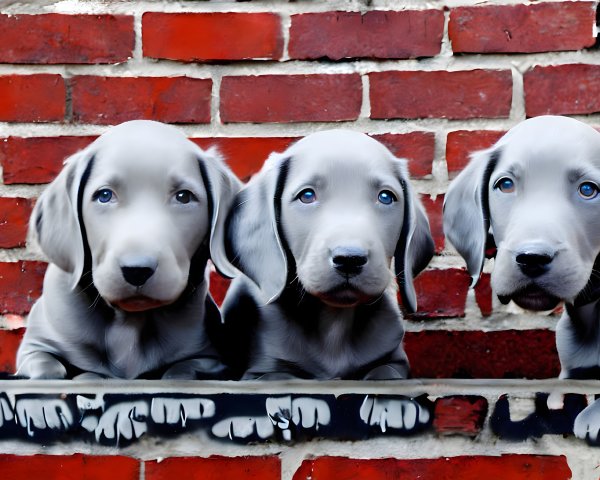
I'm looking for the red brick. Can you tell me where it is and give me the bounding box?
[405,329,560,379]
[0,454,139,479]
[0,136,95,185]
[433,396,488,436]
[0,328,24,373]
[289,10,444,60]
[71,76,211,124]
[193,137,296,181]
[0,14,133,64]
[474,272,493,317]
[0,198,34,248]
[143,13,283,61]
[209,271,231,307]
[293,455,571,480]
[145,456,280,480]
[0,261,46,315]
[420,195,444,254]
[411,268,470,318]
[525,64,600,117]
[0,75,65,122]
[449,2,596,53]
[370,70,512,120]
[220,74,362,123]
[372,132,435,179]
[446,130,505,178]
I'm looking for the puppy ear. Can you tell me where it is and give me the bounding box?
[393,159,435,314]
[29,148,95,289]
[443,147,499,285]
[225,153,289,303]
[195,146,242,279]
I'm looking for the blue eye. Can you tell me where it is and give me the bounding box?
[378,190,397,205]
[495,177,515,193]
[175,190,196,204]
[93,188,114,204]
[579,182,599,199]
[297,188,316,204]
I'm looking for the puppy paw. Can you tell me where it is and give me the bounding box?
[20,355,67,379]
[360,395,430,433]
[15,397,74,437]
[162,358,226,380]
[150,397,215,427]
[574,400,600,444]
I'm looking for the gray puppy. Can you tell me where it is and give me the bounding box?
[17,120,240,379]
[443,115,600,443]
[219,130,434,380]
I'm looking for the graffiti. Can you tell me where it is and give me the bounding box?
[0,389,589,446]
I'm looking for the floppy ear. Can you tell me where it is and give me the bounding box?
[195,146,242,279]
[443,147,500,285]
[29,148,95,289]
[224,153,290,303]
[394,159,435,314]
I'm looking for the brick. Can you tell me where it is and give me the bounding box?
[0,14,133,64]
[446,130,504,178]
[0,454,139,479]
[0,328,24,373]
[525,64,600,117]
[372,132,435,179]
[420,195,444,254]
[474,272,493,317]
[0,198,34,248]
[193,137,296,181]
[450,2,596,54]
[71,76,211,124]
[293,455,571,480]
[289,10,444,60]
[411,268,470,318]
[370,70,512,120]
[405,329,560,379]
[0,136,95,185]
[145,456,281,480]
[220,74,362,123]
[433,396,488,436]
[0,261,46,315]
[209,271,231,307]
[0,75,65,122]
[143,13,283,61]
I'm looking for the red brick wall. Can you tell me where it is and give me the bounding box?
[0,1,597,383]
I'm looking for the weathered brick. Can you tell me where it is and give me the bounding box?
[289,10,444,60]
[0,75,65,122]
[420,194,444,254]
[143,13,283,61]
[372,132,435,179]
[0,136,95,185]
[71,76,211,124]
[433,396,488,436]
[446,130,504,178]
[370,70,512,120]
[293,455,571,480]
[449,2,596,53]
[525,64,600,117]
[411,268,471,318]
[220,74,362,123]
[0,198,34,248]
[405,329,560,379]
[0,261,46,315]
[0,14,133,64]
[0,454,139,479]
[145,456,281,480]
[0,328,24,373]
[193,137,296,181]
[474,272,493,317]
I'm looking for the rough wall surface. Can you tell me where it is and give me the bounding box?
[0,0,598,478]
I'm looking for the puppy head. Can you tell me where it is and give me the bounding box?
[225,130,433,313]
[31,120,240,311]
[444,115,600,310]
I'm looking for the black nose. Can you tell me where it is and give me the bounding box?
[121,266,156,287]
[516,251,554,278]
[332,247,368,276]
